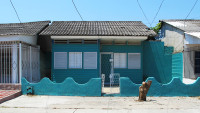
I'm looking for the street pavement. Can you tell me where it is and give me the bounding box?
[0,95,200,113]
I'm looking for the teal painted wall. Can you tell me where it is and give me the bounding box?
[172,53,183,80]
[21,77,102,96]
[101,45,143,84]
[120,77,200,97]
[52,43,100,84]
[143,41,173,83]
[52,41,183,84]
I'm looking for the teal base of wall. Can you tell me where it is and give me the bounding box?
[52,70,99,84]
[120,77,200,97]
[21,77,102,96]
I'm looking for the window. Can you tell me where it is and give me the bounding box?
[84,52,97,69]
[114,53,127,68]
[195,51,200,73]
[69,52,82,68]
[54,52,67,69]
[128,53,141,69]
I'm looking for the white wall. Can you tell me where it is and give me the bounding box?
[184,44,200,79]
[185,33,200,44]
[0,35,37,45]
[161,23,184,53]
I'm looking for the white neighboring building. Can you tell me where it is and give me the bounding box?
[160,19,200,79]
[0,21,50,84]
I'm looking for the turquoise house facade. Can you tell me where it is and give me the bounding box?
[40,21,183,84]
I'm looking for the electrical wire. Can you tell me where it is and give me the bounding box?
[9,0,27,35]
[150,0,165,26]
[175,0,199,53]
[136,0,151,27]
[185,0,199,19]
[9,0,22,23]
[72,0,84,21]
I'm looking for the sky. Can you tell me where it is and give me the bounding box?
[0,0,200,27]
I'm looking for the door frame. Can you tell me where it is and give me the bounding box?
[100,52,114,84]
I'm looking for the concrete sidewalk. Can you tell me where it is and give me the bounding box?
[0,95,200,113]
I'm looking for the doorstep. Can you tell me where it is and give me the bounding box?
[0,90,21,104]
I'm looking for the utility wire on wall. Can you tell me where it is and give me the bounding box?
[10,0,22,23]
[72,0,84,21]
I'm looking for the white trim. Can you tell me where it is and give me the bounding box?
[19,43,22,83]
[30,46,32,82]
[51,36,148,40]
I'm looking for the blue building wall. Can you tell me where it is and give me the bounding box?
[172,53,183,80]
[143,41,174,83]
[52,43,100,84]
[101,45,143,84]
[52,41,183,84]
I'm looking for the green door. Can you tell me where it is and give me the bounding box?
[101,54,111,85]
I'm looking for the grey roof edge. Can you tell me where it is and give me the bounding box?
[0,21,51,36]
[0,20,51,25]
[159,20,186,32]
[159,19,200,32]
[159,19,200,22]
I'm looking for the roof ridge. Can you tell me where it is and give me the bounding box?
[0,20,51,25]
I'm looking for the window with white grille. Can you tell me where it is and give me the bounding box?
[128,53,141,69]
[54,52,67,69]
[84,52,97,69]
[69,52,82,68]
[114,53,127,68]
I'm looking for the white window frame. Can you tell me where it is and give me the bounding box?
[84,52,97,69]
[114,53,127,69]
[69,52,82,69]
[128,53,141,69]
[54,52,67,69]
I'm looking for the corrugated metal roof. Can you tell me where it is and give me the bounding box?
[0,21,50,36]
[40,21,156,36]
[186,32,200,38]
[160,19,200,32]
